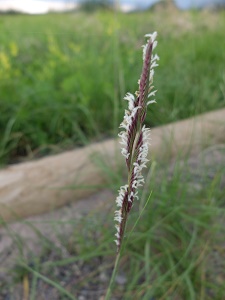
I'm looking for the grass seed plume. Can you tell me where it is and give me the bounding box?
[114,32,159,252]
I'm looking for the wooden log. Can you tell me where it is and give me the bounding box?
[0,109,225,223]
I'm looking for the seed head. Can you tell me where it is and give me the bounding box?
[114,32,159,252]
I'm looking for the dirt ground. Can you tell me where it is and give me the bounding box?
[0,145,225,299]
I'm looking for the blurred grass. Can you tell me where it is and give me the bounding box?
[0,8,225,165]
[1,146,224,299]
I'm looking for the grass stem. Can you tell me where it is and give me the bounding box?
[104,250,121,300]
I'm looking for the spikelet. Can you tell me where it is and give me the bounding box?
[114,32,159,252]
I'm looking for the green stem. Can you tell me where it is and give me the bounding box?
[104,249,121,300]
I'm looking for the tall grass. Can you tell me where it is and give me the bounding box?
[0,9,225,165]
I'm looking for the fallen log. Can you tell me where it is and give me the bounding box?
[0,109,225,222]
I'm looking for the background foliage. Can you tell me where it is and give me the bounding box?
[0,8,225,165]
[0,7,225,299]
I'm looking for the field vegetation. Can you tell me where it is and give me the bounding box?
[0,6,225,300]
[0,8,225,165]
[1,148,225,299]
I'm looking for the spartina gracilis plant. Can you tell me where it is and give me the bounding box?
[105,32,159,299]
[115,32,159,252]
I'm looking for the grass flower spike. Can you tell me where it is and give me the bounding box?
[115,32,159,252]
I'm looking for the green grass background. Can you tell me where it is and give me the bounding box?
[0,8,225,165]
[0,7,225,299]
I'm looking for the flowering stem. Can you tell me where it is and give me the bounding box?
[107,32,159,298]
[114,32,159,253]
